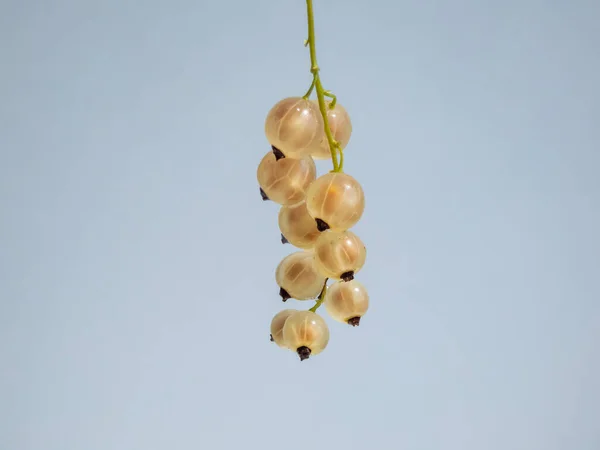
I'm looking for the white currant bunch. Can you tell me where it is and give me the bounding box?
[259,0,371,361]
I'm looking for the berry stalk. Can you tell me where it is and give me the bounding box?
[302,0,344,173]
[309,278,329,313]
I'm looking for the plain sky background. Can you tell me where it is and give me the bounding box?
[1,0,599,449]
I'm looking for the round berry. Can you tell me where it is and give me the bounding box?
[311,100,353,160]
[265,97,324,158]
[275,251,327,300]
[305,172,365,231]
[313,230,366,280]
[278,201,320,250]
[270,309,297,348]
[282,310,330,361]
[325,280,369,326]
[256,151,316,205]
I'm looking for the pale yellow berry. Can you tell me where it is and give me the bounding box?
[305,172,365,231]
[265,97,324,158]
[278,201,320,250]
[275,251,327,300]
[325,280,369,326]
[270,309,297,348]
[310,100,352,160]
[313,230,366,280]
[282,310,330,361]
[256,151,316,206]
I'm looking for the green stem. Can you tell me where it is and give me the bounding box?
[323,90,337,109]
[309,279,329,313]
[302,78,316,99]
[305,0,343,173]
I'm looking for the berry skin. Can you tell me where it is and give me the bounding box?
[305,172,365,231]
[313,230,366,280]
[270,309,297,348]
[311,100,353,160]
[265,97,324,158]
[282,310,330,361]
[276,251,327,300]
[278,201,321,250]
[325,280,369,326]
[256,151,316,206]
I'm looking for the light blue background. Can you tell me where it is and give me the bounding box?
[1,1,599,449]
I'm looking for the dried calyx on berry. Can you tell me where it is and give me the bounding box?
[297,346,311,361]
[271,146,285,160]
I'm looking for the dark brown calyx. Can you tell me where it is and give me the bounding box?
[270,334,274,342]
[272,146,285,160]
[297,346,311,361]
[281,234,289,244]
[260,187,269,201]
[347,317,361,327]
[340,271,354,282]
[279,287,291,302]
[315,218,330,231]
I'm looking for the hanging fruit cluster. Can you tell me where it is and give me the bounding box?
[258,0,369,361]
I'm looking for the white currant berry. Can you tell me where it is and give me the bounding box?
[278,201,320,249]
[313,230,366,280]
[310,100,352,160]
[282,310,330,361]
[265,97,324,158]
[305,172,365,231]
[270,309,297,348]
[325,280,369,326]
[256,150,316,205]
[275,251,326,301]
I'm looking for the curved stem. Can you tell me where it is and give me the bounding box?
[304,0,343,173]
[323,90,337,109]
[302,78,316,99]
[309,279,329,313]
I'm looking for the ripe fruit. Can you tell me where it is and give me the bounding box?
[305,172,365,231]
[282,310,330,361]
[256,150,316,205]
[311,100,353,160]
[265,97,324,158]
[313,230,366,280]
[275,251,327,300]
[270,309,297,348]
[278,201,320,249]
[325,280,369,326]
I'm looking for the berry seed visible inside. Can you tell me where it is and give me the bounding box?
[281,234,289,244]
[279,287,291,301]
[270,334,274,341]
[297,346,312,361]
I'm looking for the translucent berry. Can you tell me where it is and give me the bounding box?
[310,100,353,160]
[256,151,316,206]
[282,310,330,361]
[270,309,297,348]
[265,97,324,158]
[275,251,326,300]
[278,201,320,250]
[313,230,366,280]
[325,280,369,326]
[305,172,365,231]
